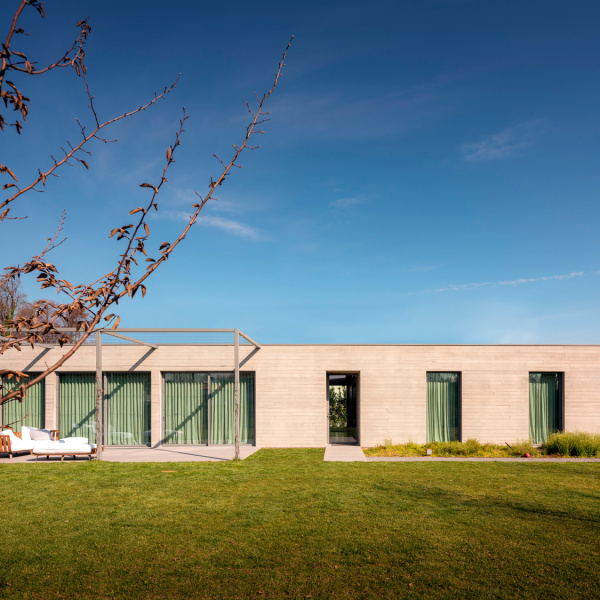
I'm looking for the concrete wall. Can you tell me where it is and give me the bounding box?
[1,343,600,447]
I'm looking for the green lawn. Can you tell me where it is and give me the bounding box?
[1,449,599,599]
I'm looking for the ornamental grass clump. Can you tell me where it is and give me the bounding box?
[365,439,542,457]
[543,431,600,457]
[426,440,483,457]
[505,440,538,458]
[366,441,426,457]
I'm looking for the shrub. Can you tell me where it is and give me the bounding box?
[426,439,491,457]
[464,438,481,454]
[425,441,457,456]
[543,432,600,457]
[505,440,538,457]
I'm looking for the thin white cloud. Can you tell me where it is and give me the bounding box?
[270,76,459,143]
[412,264,440,273]
[154,210,261,240]
[497,272,583,286]
[168,188,196,206]
[200,215,261,240]
[331,197,361,209]
[460,120,545,162]
[434,281,491,293]
[165,187,261,215]
[433,271,584,293]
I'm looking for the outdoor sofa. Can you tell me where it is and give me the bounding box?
[0,426,99,460]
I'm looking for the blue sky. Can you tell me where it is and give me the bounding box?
[3,0,600,343]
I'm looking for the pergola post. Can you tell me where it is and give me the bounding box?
[95,330,103,460]
[234,328,240,460]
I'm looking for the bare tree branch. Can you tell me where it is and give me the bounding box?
[0,77,180,219]
[0,0,292,410]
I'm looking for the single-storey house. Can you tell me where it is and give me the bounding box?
[1,328,599,447]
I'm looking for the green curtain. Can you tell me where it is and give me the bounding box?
[59,373,96,443]
[210,373,235,444]
[529,373,559,443]
[164,373,208,444]
[427,372,459,442]
[107,373,151,445]
[209,372,255,445]
[2,373,45,432]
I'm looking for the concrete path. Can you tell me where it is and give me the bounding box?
[367,456,600,462]
[324,445,367,462]
[100,445,261,462]
[0,445,261,464]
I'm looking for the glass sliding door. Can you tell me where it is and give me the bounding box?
[209,373,235,444]
[208,372,256,445]
[106,373,151,445]
[529,372,562,443]
[328,373,358,445]
[239,372,255,444]
[2,373,45,433]
[427,372,460,442]
[59,373,97,443]
[164,371,255,445]
[164,373,208,444]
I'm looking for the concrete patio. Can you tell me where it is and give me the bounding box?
[0,445,261,463]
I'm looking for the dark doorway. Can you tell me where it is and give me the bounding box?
[328,373,358,444]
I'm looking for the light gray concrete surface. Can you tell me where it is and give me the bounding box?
[323,445,367,462]
[0,445,261,463]
[367,456,600,462]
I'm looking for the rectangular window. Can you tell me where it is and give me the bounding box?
[163,372,255,445]
[2,373,45,432]
[529,372,562,443]
[164,372,208,444]
[106,372,151,445]
[59,373,96,443]
[427,372,460,442]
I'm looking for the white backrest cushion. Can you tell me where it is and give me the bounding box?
[0,429,17,440]
[29,428,53,441]
[20,426,32,441]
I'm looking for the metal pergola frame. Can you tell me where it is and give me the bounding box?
[3,327,261,460]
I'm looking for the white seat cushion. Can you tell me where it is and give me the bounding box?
[33,440,96,450]
[31,440,62,450]
[1,432,33,452]
[32,444,94,456]
[59,437,89,445]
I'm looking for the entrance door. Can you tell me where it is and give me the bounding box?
[328,373,358,444]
